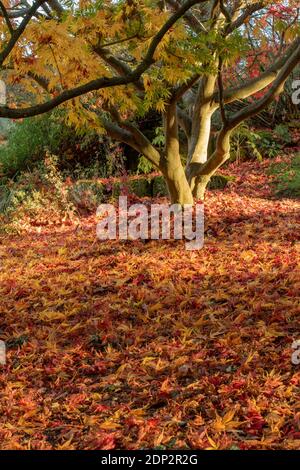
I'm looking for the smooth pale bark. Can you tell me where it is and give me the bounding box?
[187,75,217,164]
[105,35,300,204]
[163,102,194,205]
[188,129,232,200]
[164,168,194,205]
[185,74,218,197]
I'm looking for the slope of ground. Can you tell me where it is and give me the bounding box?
[0,158,299,450]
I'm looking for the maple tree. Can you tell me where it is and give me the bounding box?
[0,2,299,452]
[0,0,299,203]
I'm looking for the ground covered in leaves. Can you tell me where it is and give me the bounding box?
[0,157,299,450]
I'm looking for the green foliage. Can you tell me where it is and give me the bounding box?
[230,123,263,162]
[136,126,165,175]
[71,160,108,180]
[152,126,165,148]
[269,154,300,199]
[0,117,13,138]
[0,112,125,180]
[152,175,168,197]
[274,124,292,145]
[208,174,235,190]
[0,154,75,232]
[0,113,70,178]
[129,178,152,197]
[230,123,293,162]
[254,130,283,159]
[137,156,154,175]
[230,124,293,161]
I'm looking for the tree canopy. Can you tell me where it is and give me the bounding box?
[0,0,299,202]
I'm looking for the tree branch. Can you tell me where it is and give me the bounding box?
[0,0,207,118]
[217,56,227,125]
[225,1,265,35]
[0,1,14,34]
[0,0,47,65]
[166,0,207,33]
[219,0,231,23]
[47,0,64,18]
[212,37,300,105]
[170,73,201,103]
[228,42,300,129]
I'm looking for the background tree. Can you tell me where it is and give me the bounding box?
[0,0,299,204]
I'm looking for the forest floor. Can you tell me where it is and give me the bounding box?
[0,156,299,450]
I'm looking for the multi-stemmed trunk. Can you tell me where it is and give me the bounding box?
[160,75,226,205]
[2,0,299,209]
[162,120,231,205]
[100,35,300,207]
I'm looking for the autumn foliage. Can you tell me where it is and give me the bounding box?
[0,1,299,203]
[0,156,299,450]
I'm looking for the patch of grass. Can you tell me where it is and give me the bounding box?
[269,154,300,199]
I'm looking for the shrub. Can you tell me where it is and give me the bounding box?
[0,112,124,180]
[137,156,154,175]
[129,178,152,197]
[230,123,263,162]
[0,154,75,232]
[0,113,69,178]
[269,154,300,199]
[152,176,168,197]
[208,174,235,190]
[274,124,292,145]
[69,181,105,213]
[229,124,293,162]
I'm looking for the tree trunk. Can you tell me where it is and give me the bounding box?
[163,101,194,205]
[192,174,211,200]
[164,165,194,205]
[185,75,218,196]
[191,128,232,200]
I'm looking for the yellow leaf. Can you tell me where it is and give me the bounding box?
[206,435,219,450]
[148,302,163,312]
[99,420,121,430]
